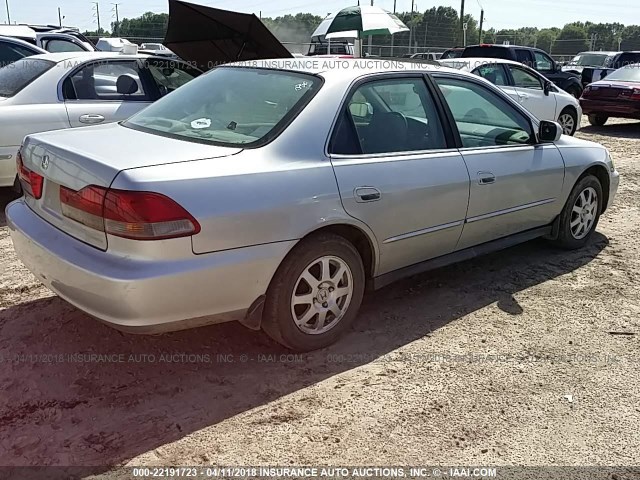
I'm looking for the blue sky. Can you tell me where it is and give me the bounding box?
[3,0,638,32]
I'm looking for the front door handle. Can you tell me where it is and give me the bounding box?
[478,172,496,185]
[79,114,105,124]
[355,186,381,202]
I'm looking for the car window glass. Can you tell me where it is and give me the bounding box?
[435,77,533,148]
[0,58,54,96]
[65,61,148,101]
[509,66,543,90]
[472,65,508,86]
[44,39,86,53]
[147,61,198,96]
[0,42,36,68]
[515,49,533,67]
[334,78,446,154]
[534,51,553,71]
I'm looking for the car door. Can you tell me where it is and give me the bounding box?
[329,74,470,275]
[505,64,557,121]
[36,33,90,52]
[432,74,565,249]
[62,59,154,127]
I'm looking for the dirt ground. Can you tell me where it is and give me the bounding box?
[1,117,639,475]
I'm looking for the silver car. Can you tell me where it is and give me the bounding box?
[7,60,619,351]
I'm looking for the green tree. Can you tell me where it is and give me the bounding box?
[555,23,589,54]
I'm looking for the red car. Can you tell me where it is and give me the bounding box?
[580,63,640,126]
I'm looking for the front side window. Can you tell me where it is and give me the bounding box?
[63,61,148,101]
[509,66,543,90]
[146,60,200,96]
[534,51,553,71]
[0,58,54,97]
[43,38,86,53]
[332,77,446,155]
[435,76,533,148]
[124,67,321,147]
[472,64,508,86]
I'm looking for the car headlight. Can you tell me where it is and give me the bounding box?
[607,151,616,172]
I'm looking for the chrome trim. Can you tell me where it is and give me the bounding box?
[466,198,556,224]
[383,220,464,244]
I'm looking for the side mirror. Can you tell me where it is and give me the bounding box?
[538,120,563,142]
[543,80,552,96]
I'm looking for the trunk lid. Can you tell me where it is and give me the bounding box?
[585,80,640,99]
[21,123,241,250]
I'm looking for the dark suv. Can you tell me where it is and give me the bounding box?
[461,44,583,98]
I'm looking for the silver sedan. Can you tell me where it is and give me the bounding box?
[7,59,619,351]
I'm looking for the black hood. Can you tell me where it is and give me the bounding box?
[164,0,293,70]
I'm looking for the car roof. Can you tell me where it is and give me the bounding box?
[439,57,524,69]
[223,58,467,80]
[23,51,157,63]
[0,25,36,39]
[0,35,47,52]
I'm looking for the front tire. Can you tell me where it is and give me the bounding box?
[558,107,578,136]
[588,114,608,126]
[262,233,365,351]
[552,175,603,249]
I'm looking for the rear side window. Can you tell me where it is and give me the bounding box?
[472,64,508,86]
[509,66,543,89]
[462,46,510,59]
[0,58,54,97]
[331,77,446,155]
[515,49,534,67]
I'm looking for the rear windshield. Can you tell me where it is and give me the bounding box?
[613,53,640,68]
[124,67,321,147]
[604,64,640,82]
[462,46,510,59]
[568,53,609,67]
[0,58,54,97]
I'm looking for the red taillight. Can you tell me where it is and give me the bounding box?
[631,88,640,100]
[60,185,200,240]
[16,150,44,199]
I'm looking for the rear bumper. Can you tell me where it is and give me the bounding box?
[580,99,640,118]
[7,199,294,333]
[0,145,19,188]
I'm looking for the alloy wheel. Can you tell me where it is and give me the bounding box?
[290,255,354,335]
[570,187,598,240]
[558,113,575,135]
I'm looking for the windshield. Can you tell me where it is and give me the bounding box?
[124,67,321,147]
[0,58,54,97]
[603,64,640,82]
[568,53,609,67]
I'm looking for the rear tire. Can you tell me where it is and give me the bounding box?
[262,233,365,351]
[552,175,602,249]
[558,107,578,136]
[566,85,582,99]
[588,114,608,126]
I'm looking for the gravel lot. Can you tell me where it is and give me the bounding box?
[1,117,638,475]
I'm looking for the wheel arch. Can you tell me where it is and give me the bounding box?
[578,164,610,213]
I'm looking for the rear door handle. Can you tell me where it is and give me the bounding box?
[79,114,105,124]
[354,186,381,202]
[478,172,496,185]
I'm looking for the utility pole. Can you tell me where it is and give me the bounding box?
[58,7,62,26]
[93,2,101,34]
[111,3,120,35]
[478,8,484,44]
[5,0,10,24]
[459,0,465,46]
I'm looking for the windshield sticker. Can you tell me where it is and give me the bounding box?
[191,118,212,129]
[294,81,310,91]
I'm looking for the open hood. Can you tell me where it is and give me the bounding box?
[164,0,292,70]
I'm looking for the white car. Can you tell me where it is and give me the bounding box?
[0,25,94,52]
[0,52,201,188]
[440,57,582,136]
